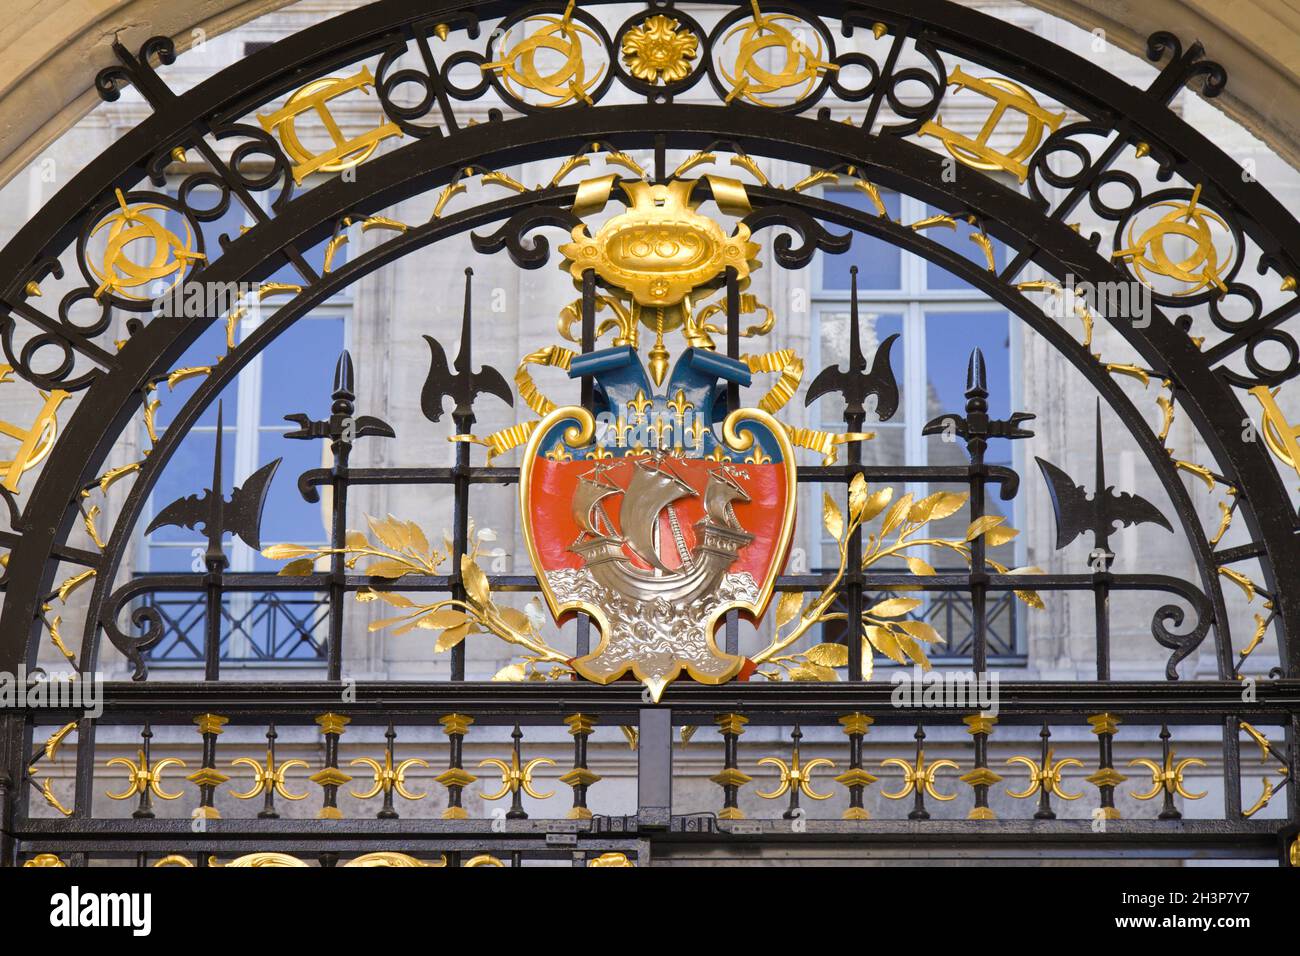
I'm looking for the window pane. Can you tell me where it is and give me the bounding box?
[820,189,902,291]
[153,320,238,430]
[258,316,345,426]
[924,311,1013,466]
[923,205,1008,290]
[254,435,331,556]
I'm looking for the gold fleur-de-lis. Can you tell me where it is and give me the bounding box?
[1129,752,1206,800]
[230,730,309,804]
[351,750,428,802]
[480,725,556,818]
[665,389,692,422]
[613,413,635,447]
[1006,751,1083,801]
[881,729,958,819]
[1128,726,1205,819]
[107,749,186,802]
[627,389,653,423]
[755,726,835,813]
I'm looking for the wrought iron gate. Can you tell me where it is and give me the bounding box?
[0,0,1298,866]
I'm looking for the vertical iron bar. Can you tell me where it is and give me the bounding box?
[562,713,598,819]
[1034,722,1055,820]
[725,267,740,656]
[714,713,749,819]
[576,268,597,658]
[637,707,672,829]
[1223,715,1242,819]
[845,267,865,681]
[837,713,874,819]
[190,713,227,822]
[326,354,355,682]
[312,712,349,819]
[962,714,997,819]
[1087,713,1122,821]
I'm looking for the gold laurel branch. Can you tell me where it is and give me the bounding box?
[755,480,1041,679]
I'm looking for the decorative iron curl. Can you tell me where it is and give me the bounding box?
[470,207,581,269]
[0,314,97,392]
[94,36,177,103]
[375,36,442,137]
[101,595,166,681]
[878,38,947,137]
[742,205,851,269]
[1152,598,1213,680]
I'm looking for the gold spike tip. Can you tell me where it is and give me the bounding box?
[170,147,187,164]
[1283,275,1297,292]
[967,807,997,821]
[1087,713,1121,735]
[433,22,450,41]
[716,713,749,735]
[839,713,874,736]
[315,713,351,736]
[193,713,229,735]
[871,22,888,39]
[440,713,474,735]
[23,280,41,297]
[963,714,998,735]
[1134,142,1150,158]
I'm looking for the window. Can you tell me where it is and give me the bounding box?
[813,188,1026,660]
[138,186,349,663]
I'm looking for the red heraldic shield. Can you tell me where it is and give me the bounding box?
[520,406,796,700]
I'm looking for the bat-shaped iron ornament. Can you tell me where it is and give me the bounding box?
[144,402,281,560]
[421,267,513,430]
[805,265,899,421]
[1035,401,1172,559]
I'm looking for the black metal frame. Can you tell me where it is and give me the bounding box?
[0,0,1297,866]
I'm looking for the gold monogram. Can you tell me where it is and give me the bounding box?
[1113,184,1236,297]
[1250,384,1300,484]
[481,1,606,108]
[87,188,205,300]
[719,1,837,106]
[919,67,1064,182]
[258,67,402,183]
[0,366,70,494]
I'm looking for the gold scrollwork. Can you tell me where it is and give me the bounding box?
[0,366,70,495]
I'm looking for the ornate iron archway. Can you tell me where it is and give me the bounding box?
[1,0,1297,866]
